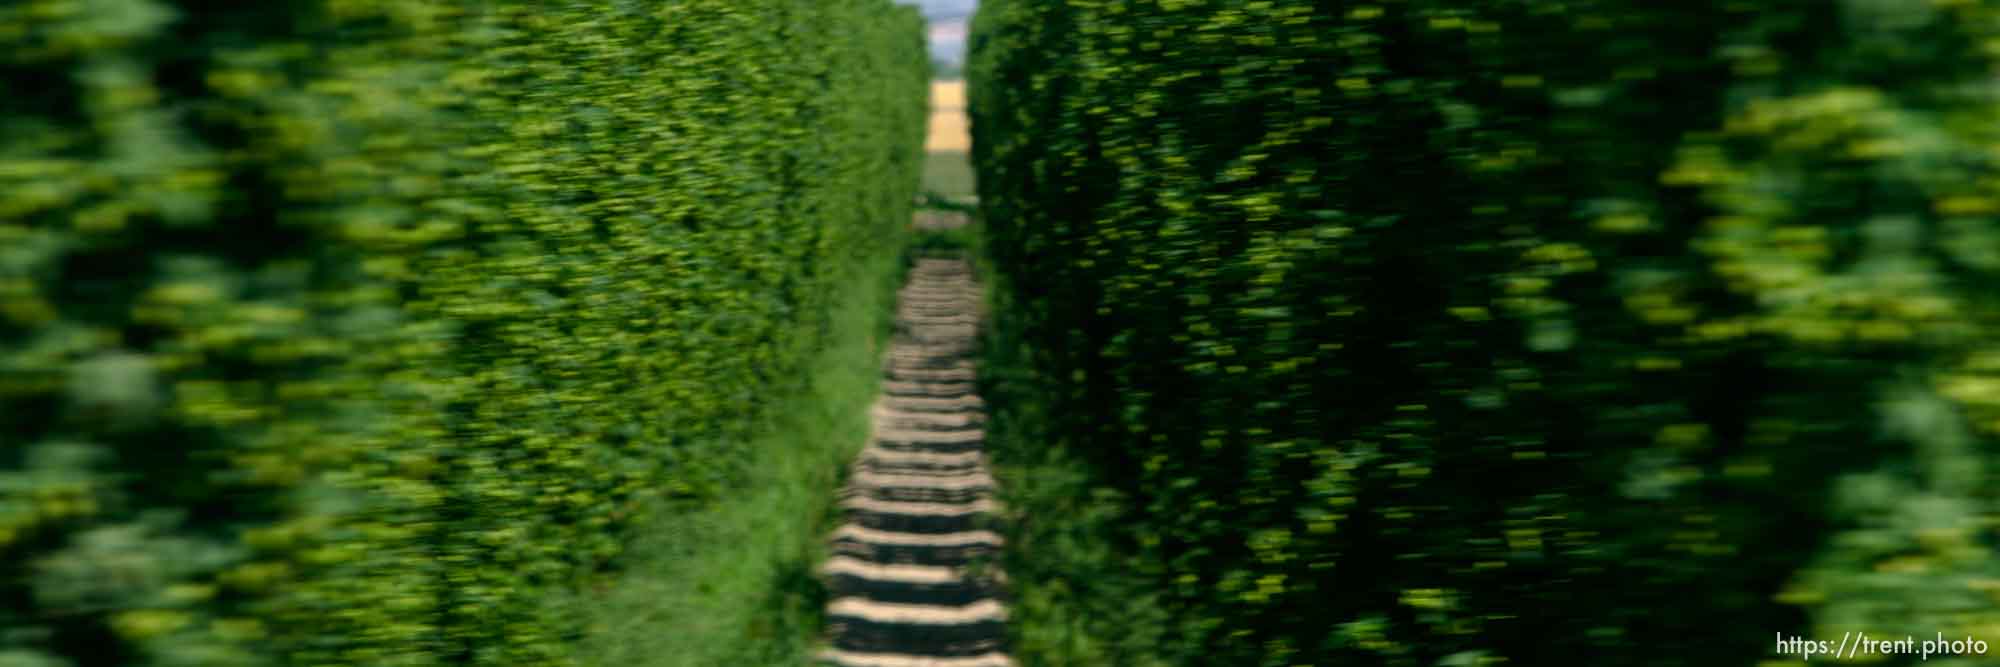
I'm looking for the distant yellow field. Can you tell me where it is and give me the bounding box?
[932,79,966,110]
[927,80,969,152]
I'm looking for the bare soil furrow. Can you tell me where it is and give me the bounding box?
[883,369,980,383]
[831,541,1001,568]
[873,406,984,425]
[880,383,978,399]
[829,630,1007,658]
[817,648,1015,667]
[857,449,988,468]
[846,487,994,506]
[852,461,989,478]
[881,394,984,410]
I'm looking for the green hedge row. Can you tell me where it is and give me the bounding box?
[969,0,1999,664]
[0,1,926,665]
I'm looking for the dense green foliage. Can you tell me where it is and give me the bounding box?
[921,151,979,202]
[0,1,926,665]
[568,238,907,667]
[968,0,2000,664]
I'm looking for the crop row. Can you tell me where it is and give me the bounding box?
[0,1,927,665]
[968,1,2000,664]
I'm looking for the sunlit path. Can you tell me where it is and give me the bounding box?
[818,212,1013,667]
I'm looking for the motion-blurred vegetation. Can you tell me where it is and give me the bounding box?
[921,151,978,202]
[0,1,926,665]
[968,0,2000,664]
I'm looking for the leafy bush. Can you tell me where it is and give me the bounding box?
[0,1,926,665]
[968,0,1998,664]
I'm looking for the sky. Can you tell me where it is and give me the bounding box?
[900,0,977,67]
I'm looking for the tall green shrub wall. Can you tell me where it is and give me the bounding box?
[0,1,927,665]
[969,0,1998,664]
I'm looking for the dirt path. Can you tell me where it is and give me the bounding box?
[818,215,1012,667]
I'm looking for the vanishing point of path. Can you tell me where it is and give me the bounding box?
[817,213,1013,667]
